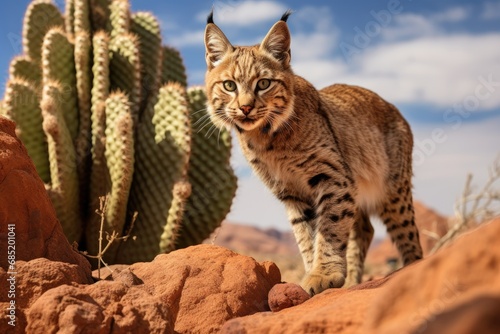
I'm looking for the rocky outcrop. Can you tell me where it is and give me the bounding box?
[0,258,92,332]
[26,245,281,333]
[222,219,500,333]
[0,117,91,273]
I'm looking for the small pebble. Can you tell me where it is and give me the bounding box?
[268,282,310,312]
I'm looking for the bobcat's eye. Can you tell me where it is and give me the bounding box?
[256,79,271,91]
[223,80,237,92]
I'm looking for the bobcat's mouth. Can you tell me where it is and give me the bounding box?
[234,116,263,130]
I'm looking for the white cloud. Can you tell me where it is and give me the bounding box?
[431,6,468,22]
[204,1,288,27]
[295,33,500,110]
[381,6,468,41]
[481,1,500,20]
[166,30,204,48]
[291,6,340,61]
[381,14,439,40]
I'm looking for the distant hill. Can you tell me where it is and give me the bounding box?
[207,222,299,256]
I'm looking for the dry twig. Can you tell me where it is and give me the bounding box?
[430,156,500,254]
[76,196,137,279]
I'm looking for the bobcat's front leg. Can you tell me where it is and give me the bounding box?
[301,176,357,295]
[284,199,316,273]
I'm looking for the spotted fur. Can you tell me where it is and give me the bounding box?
[204,11,423,295]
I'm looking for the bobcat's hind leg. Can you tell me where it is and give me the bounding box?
[343,210,374,288]
[381,181,423,265]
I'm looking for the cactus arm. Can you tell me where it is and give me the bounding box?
[41,81,82,243]
[109,0,130,40]
[116,83,191,263]
[109,33,141,121]
[41,27,79,141]
[161,46,188,87]
[3,79,50,183]
[74,31,93,212]
[176,87,237,248]
[74,0,92,35]
[8,55,42,86]
[86,92,135,261]
[65,0,75,38]
[23,0,65,63]
[103,92,135,260]
[160,181,191,253]
[131,12,162,116]
[89,31,110,220]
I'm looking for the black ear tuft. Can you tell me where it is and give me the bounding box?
[207,7,214,24]
[281,9,293,22]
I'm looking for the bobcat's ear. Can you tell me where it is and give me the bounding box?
[205,11,234,70]
[260,11,292,66]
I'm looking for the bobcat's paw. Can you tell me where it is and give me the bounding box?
[301,271,345,296]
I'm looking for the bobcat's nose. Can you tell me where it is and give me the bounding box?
[239,105,254,116]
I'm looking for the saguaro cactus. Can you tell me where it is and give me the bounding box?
[1,0,238,265]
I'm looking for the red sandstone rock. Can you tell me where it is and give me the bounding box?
[27,281,173,334]
[268,283,310,312]
[365,219,500,333]
[25,244,281,333]
[0,117,91,274]
[222,220,500,333]
[130,244,281,333]
[0,258,92,331]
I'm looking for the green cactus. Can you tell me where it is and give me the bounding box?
[65,0,75,38]
[177,87,237,248]
[109,0,130,40]
[86,91,134,262]
[109,33,141,120]
[160,181,191,253]
[161,46,188,87]
[116,82,192,263]
[8,56,42,86]
[89,31,110,218]
[131,12,162,114]
[41,27,79,141]
[41,81,82,243]
[23,0,65,63]
[3,79,50,183]
[2,0,237,265]
[74,0,92,35]
[74,31,93,198]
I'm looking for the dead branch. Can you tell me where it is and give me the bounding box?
[430,156,500,254]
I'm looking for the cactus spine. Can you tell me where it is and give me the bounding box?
[2,0,238,264]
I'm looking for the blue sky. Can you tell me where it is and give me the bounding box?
[1,1,499,235]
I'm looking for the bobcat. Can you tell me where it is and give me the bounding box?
[204,10,423,295]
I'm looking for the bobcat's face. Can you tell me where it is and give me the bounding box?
[204,12,295,132]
